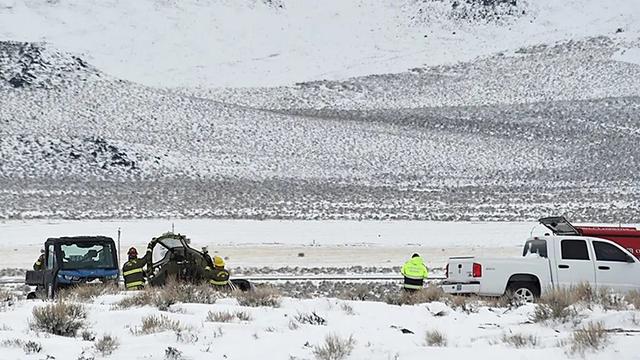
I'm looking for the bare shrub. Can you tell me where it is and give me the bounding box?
[572,283,596,303]
[165,346,184,360]
[81,329,96,341]
[386,285,447,305]
[596,289,626,311]
[569,322,609,355]
[295,311,326,326]
[1,339,43,354]
[205,309,253,323]
[132,314,186,335]
[30,301,87,337]
[59,283,119,302]
[313,334,356,360]
[161,281,220,306]
[447,295,480,313]
[117,282,220,310]
[425,330,447,347]
[0,289,18,311]
[532,288,579,323]
[288,319,300,330]
[340,303,355,315]
[175,329,199,344]
[625,290,640,310]
[235,286,281,307]
[94,335,119,356]
[502,333,539,348]
[338,284,371,301]
[234,310,253,321]
[116,291,154,309]
[23,340,42,354]
[206,310,235,323]
[484,294,518,308]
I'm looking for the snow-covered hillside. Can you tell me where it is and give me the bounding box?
[1,1,640,221]
[0,0,639,87]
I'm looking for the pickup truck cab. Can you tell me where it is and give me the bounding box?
[442,217,640,302]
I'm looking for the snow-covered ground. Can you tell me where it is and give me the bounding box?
[3,219,639,270]
[1,290,639,359]
[0,219,544,269]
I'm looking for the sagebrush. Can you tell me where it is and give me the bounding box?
[425,330,447,347]
[30,301,87,337]
[94,335,119,356]
[235,286,281,307]
[313,334,356,360]
[569,322,609,355]
[117,281,220,310]
[502,333,538,348]
[58,283,119,302]
[132,314,187,335]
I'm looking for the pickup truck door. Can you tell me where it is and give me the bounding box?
[555,239,596,288]
[591,240,640,292]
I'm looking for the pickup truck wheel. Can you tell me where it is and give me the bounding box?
[507,282,538,303]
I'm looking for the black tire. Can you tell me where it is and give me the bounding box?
[506,281,540,303]
[230,279,254,292]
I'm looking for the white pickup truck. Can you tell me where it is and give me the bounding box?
[441,217,640,302]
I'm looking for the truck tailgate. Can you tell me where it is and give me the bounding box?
[446,256,477,283]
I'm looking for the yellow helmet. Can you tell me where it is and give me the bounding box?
[213,256,225,267]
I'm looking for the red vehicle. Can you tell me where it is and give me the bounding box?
[539,217,640,259]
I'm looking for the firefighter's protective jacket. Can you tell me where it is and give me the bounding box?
[206,266,230,286]
[401,256,429,290]
[33,254,45,271]
[122,249,152,290]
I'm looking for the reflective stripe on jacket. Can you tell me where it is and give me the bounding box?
[207,267,230,286]
[122,256,147,290]
[401,257,429,289]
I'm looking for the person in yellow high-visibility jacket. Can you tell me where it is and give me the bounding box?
[401,253,429,291]
[122,246,152,290]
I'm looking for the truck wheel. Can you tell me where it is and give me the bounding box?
[507,282,539,303]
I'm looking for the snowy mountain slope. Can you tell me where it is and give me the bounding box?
[1,40,640,221]
[0,0,639,87]
[188,36,640,110]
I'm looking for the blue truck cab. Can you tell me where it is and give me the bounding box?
[26,236,119,298]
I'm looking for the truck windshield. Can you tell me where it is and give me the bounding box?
[60,243,115,269]
[523,239,548,258]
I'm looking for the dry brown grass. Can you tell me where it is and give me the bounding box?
[502,333,539,348]
[425,330,447,347]
[234,286,281,307]
[117,281,221,310]
[625,290,640,310]
[131,314,188,335]
[313,334,356,360]
[569,322,609,355]
[58,283,120,302]
[386,285,447,305]
[532,287,580,323]
[205,310,252,323]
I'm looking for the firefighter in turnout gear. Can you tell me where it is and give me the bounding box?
[33,249,45,270]
[206,255,230,287]
[122,246,152,290]
[401,253,429,291]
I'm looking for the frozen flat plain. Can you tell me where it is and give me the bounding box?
[0,219,631,269]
